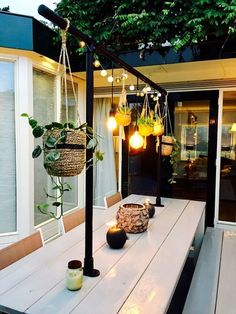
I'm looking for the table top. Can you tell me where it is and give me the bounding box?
[0,195,205,314]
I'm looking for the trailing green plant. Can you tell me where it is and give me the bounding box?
[168,137,180,184]
[21,113,104,219]
[21,113,104,168]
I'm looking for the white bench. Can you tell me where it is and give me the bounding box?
[183,227,236,314]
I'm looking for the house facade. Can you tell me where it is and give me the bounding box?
[1,11,236,246]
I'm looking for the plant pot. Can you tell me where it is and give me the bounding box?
[43,129,86,177]
[138,124,153,137]
[161,135,174,156]
[115,112,131,126]
[116,203,149,233]
[152,121,164,136]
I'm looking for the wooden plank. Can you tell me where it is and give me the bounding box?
[183,227,223,314]
[24,196,170,314]
[215,230,236,314]
[68,199,190,314]
[0,195,168,313]
[119,200,205,314]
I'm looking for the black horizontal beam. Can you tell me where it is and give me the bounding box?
[38,4,167,95]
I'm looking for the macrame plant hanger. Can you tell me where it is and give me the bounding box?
[58,19,82,127]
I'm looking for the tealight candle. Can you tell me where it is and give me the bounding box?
[144,199,155,218]
[106,225,127,249]
[66,260,83,291]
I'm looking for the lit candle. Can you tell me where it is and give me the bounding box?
[143,199,155,218]
[106,225,127,249]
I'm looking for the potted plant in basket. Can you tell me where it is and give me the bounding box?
[21,113,103,219]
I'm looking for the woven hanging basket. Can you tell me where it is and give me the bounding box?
[115,112,131,126]
[138,124,153,137]
[43,129,86,177]
[161,135,174,156]
[152,121,164,136]
[116,203,149,233]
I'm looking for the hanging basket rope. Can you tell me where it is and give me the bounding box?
[160,96,174,156]
[115,77,131,127]
[43,19,86,177]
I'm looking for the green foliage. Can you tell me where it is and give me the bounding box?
[168,137,180,184]
[37,176,72,219]
[137,116,154,127]
[55,0,236,52]
[21,113,103,219]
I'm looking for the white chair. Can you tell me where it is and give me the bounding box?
[62,207,85,233]
[0,230,43,270]
[104,192,122,208]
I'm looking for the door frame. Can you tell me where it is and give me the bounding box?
[168,90,219,227]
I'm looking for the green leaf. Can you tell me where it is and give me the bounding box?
[77,122,87,130]
[95,150,104,161]
[32,126,44,138]
[45,150,60,162]
[45,124,54,130]
[52,122,64,129]
[32,145,42,158]
[21,113,29,117]
[87,138,97,149]
[45,136,57,148]
[29,118,37,129]
[63,182,72,190]
[37,203,49,214]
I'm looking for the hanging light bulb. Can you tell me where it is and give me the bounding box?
[100,69,107,77]
[115,76,121,84]
[93,59,101,68]
[107,75,114,83]
[79,41,86,48]
[107,115,117,130]
[129,84,135,91]
[129,131,144,149]
[136,91,140,96]
[150,94,154,98]
[140,91,144,97]
[146,86,151,92]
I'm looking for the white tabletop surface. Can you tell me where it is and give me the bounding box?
[0,194,205,314]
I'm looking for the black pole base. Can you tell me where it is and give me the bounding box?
[83,267,100,277]
[83,257,100,277]
[155,196,164,207]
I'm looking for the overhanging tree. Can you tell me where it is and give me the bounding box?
[55,0,236,53]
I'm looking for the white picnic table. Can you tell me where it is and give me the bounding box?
[0,194,205,314]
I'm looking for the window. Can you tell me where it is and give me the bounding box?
[0,61,16,233]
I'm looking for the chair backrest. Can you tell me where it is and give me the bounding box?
[62,207,85,233]
[0,230,43,270]
[104,192,122,208]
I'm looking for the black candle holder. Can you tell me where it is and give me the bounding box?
[106,225,127,249]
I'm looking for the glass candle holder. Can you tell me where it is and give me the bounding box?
[66,260,83,291]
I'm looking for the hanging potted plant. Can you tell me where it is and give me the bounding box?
[21,23,103,219]
[115,87,131,126]
[137,92,154,137]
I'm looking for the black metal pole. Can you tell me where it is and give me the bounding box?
[155,135,164,206]
[38,4,167,96]
[83,44,100,277]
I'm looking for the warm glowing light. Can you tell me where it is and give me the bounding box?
[107,116,117,130]
[231,123,236,132]
[115,76,121,84]
[140,92,144,97]
[106,220,117,227]
[158,92,161,97]
[129,131,144,149]
[79,41,86,48]
[146,86,151,92]
[136,91,140,96]
[100,69,107,77]
[129,84,135,91]
[150,94,154,98]
[94,59,101,67]
[107,75,114,83]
